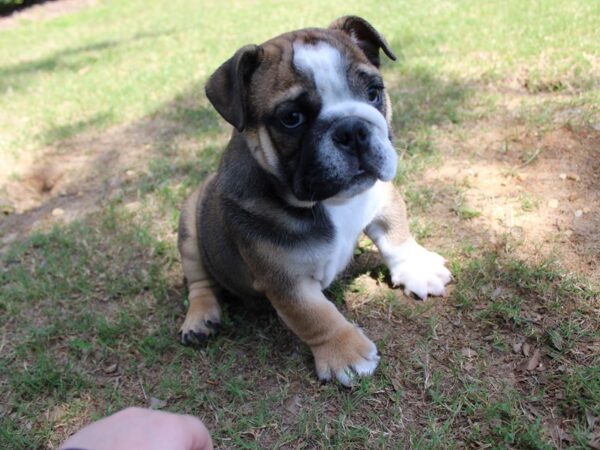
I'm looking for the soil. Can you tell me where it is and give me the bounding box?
[1,0,598,286]
[2,101,599,285]
[422,120,600,284]
[0,111,193,246]
[1,3,599,448]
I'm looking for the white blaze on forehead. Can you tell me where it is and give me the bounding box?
[293,41,389,133]
[293,41,352,105]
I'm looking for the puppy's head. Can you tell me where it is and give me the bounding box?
[205,16,397,203]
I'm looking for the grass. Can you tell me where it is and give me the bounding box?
[1,0,600,449]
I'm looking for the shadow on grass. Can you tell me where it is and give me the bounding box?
[0,203,304,449]
[0,60,475,382]
[0,63,476,284]
[41,112,115,145]
[0,29,178,93]
[0,58,477,446]
[0,76,224,238]
[2,56,600,448]
[15,45,600,449]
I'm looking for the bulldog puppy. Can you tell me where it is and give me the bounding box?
[177,16,452,386]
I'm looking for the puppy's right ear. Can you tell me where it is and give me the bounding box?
[205,45,263,132]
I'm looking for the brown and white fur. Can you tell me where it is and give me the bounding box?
[177,17,451,386]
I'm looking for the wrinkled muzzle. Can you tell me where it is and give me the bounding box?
[292,101,397,201]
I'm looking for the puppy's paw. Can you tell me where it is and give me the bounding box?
[178,293,221,345]
[389,239,452,300]
[311,325,379,387]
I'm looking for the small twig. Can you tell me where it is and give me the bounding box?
[139,378,148,400]
[422,352,431,397]
[516,147,542,169]
[0,332,6,355]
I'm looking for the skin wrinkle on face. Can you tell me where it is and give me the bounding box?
[257,126,280,174]
[269,85,305,110]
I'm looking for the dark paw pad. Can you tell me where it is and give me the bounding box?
[178,329,207,346]
[206,320,221,334]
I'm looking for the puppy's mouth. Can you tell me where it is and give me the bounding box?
[291,155,386,202]
[291,168,375,203]
[343,168,377,195]
[351,167,373,185]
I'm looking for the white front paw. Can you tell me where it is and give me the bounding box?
[389,240,452,300]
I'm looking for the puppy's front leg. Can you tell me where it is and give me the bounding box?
[265,279,379,386]
[365,183,452,300]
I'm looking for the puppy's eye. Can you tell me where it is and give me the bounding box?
[280,111,305,129]
[367,87,383,106]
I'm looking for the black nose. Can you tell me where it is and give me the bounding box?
[331,118,370,154]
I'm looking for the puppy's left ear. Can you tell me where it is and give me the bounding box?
[330,16,396,67]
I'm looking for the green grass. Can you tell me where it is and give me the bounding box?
[1,0,599,448]
[1,0,599,161]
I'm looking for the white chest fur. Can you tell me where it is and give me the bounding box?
[314,181,386,288]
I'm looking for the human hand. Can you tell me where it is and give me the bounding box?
[59,407,213,450]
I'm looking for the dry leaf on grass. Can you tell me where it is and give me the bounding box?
[149,397,167,409]
[520,348,541,371]
[461,348,477,358]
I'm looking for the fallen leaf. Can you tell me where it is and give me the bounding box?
[548,419,574,444]
[284,394,301,415]
[566,173,580,181]
[512,342,523,354]
[461,348,477,358]
[149,397,167,409]
[549,331,564,351]
[585,410,597,429]
[125,201,142,212]
[103,363,118,374]
[520,348,541,371]
[491,286,504,300]
[522,342,531,357]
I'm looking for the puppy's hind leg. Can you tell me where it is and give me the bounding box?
[178,180,221,345]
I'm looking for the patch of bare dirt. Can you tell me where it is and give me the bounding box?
[338,240,599,447]
[421,121,600,284]
[0,113,190,247]
[0,0,96,30]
